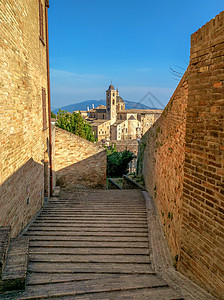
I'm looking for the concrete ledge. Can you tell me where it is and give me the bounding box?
[0,227,11,278]
[141,191,216,300]
[122,175,146,190]
[1,237,29,293]
[108,178,122,189]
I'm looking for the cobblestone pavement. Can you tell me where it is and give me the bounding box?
[2,190,216,299]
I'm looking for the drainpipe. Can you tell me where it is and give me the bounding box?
[45,0,53,197]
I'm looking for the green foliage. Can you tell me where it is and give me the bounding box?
[104,143,117,156]
[51,111,56,118]
[56,109,96,142]
[107,149,134,178]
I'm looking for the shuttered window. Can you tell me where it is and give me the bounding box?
[42,88,47,130]
[39,0,44,44]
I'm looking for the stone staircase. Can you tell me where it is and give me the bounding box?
[0,227,29,294]
[1,189,216,299]
[2,190,184,299]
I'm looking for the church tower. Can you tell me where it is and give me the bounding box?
[106,84,118,124]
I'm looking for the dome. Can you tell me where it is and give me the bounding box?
[108,84,115,91]
[116,96,124,103]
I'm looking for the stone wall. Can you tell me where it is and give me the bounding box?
[180,12,224,299]
[98,140,139,156]
[142,72,188,260]
[0,0,50,237]
[53,127,107,189]
[141,11,224,299]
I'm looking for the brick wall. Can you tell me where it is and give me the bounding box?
[141,11,224,299]
[53,127,107,189]
[98,140,139,156]
[142,72,188,259]
[0,0,50,237]
[180,12,224,298]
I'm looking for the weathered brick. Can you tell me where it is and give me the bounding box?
[52,127,106,189]
[142,11,224,300]
[0,0,50,237]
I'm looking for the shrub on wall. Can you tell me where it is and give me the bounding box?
[56,109,96,142]
[106,144,134,177]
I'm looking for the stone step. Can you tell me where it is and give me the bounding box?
[29,240,149,248]
[0,227,11,278]
[29,254,150,264]
[28,226,148,233]
[28,262,154,274]
[71,287,184,300]
[35,217,148,223]
[26,273,114,286]
[46,201,145,209]
[3,274,178,299]
[43,207,146,211]
[19,274,169,299]
[29,247,150,255]
[44,206,146,210]
[25,235,149,242]
[0,237,29,293]
[25,230,148,237]
[32,221,148,228]
[40,211,147,216]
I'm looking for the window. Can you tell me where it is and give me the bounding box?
[39,0,45,44]
[113,99,115,105]
[42,88,47,129]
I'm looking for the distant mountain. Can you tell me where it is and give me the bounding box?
[52,99,158,114]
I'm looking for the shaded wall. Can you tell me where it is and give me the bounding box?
[53,127,107,189]
[142,72,188,259]
[180,12,224,298]
[0,0,49,237]
[141,11,224,299]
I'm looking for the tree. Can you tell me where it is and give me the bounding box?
[107,147,134,178]
[51,111,56,118]
[56,109,96,142]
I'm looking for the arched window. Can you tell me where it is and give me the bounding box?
[113,99,115,105]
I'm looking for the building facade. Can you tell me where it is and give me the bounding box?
[86,84,163,141]
[0,0,52,237]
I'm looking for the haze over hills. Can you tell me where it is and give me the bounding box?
[52,99,161,114]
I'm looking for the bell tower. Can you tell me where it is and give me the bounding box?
[106,84,118,124]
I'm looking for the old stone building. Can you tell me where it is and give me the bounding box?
[87,84,163,141]
[0,0,52,237]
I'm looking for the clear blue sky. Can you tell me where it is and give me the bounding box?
[48,1,223,109]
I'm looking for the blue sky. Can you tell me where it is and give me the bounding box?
[48,1,223,109]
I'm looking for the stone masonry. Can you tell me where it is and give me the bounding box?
[53,126,107,189]
[141,11,224,299]
[180,12,224,299]
[0,0,50,237]
[141,71,188,260]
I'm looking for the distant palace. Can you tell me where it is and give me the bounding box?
[84,84,163,141]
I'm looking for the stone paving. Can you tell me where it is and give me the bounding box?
[2,189,216,299]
